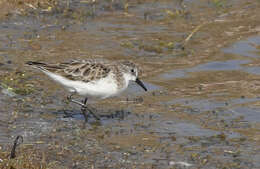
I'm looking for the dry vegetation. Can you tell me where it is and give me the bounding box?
[0,0,58,19]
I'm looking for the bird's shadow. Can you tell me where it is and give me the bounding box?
[53,107,132,122]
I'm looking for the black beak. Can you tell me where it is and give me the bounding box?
[135,78,147,91]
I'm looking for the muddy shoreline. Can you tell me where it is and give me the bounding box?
[0,0,260,168]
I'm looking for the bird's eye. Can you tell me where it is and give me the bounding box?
[131,69,135,73]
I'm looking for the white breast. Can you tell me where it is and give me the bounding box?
[42,70,125,99]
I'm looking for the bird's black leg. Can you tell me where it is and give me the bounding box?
[82,98,100,121]
[83,97,88,105]
[80,97,89,122]
[67,94,100,121]
[80,106,89,122]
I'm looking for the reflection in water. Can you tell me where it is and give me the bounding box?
[160,60,250,79]
[154,121,219,137]
[229,107,260,123]
[167,97,260,124]
[161,36,260,80]
[222,36,260,58]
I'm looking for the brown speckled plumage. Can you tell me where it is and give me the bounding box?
[26,59,140,90]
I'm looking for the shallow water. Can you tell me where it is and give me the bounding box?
[222,36,260,58]
[160,60,250,79]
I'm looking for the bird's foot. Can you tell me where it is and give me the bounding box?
[67,95,100,122]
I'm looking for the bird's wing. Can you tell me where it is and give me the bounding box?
[26,59,112,82]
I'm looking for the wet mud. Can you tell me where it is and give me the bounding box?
[0,0,260,168]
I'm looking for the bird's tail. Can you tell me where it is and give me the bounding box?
[26,61,47,66]
[26,61,65,72]
[25,61,50,72]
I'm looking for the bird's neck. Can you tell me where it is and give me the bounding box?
[122,73,132,88]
